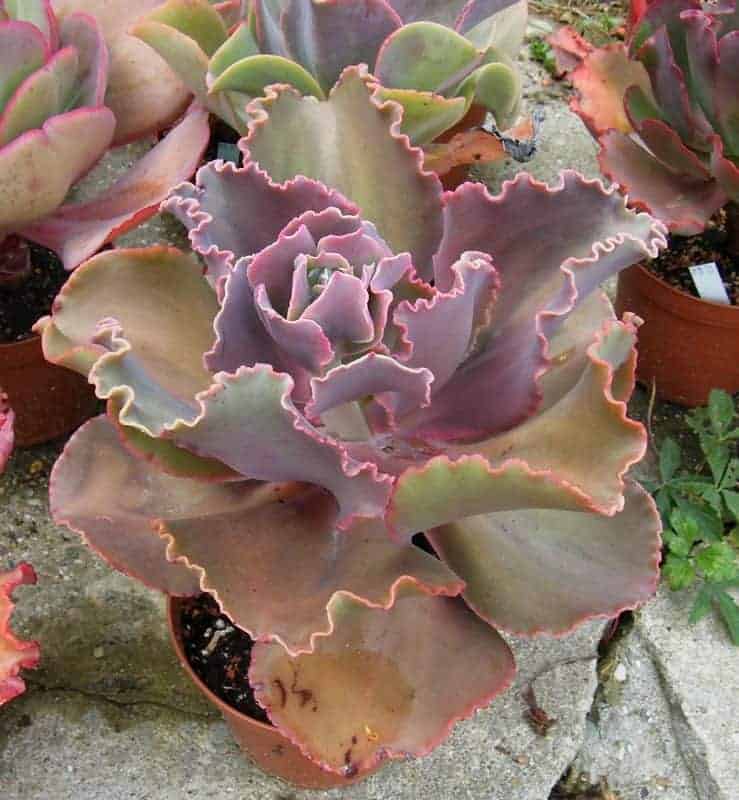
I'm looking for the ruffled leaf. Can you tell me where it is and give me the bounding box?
[50,415,227,594]
[0,564,40,706]
[455,315,647,514]
[20,106,210,268]
[372,87,468,145]
[393,252,499,404]
[389,454,595,539]
[163,159,356,282]
[35,247,218,430]
[160,487,464,654]
[169,366,393,527]
[427,480,661,635]
[250,583,515,777]
[401,172,666,442]
[240,65,444,272]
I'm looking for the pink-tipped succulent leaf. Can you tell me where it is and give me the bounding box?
[0,564,40,706]
[43,67,666,776]
[562,0,739,233]
[0,0,210,268]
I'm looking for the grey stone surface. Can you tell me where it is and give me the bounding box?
[0,446,603,800]
[571,584,739,800]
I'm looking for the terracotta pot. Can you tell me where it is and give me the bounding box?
[167,596,383,789]
[0,334,98,447]
[615,263,739,406]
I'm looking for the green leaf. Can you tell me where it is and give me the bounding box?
[659,437,681,482]
[701,486,724,518]
[209,22,259,80]
[143,0,228,56]
[708,389,735,437]
[704,442,730,487]
[695,542,738,583]
[663,529,691,558]
[669,508,701,546]
[715,591,739,645]
[721,489,739,522]
[688,585,714,624]
[662,554,696,591]
[372,88,468,146]
[672,497,723,542]
[720,458,739,491]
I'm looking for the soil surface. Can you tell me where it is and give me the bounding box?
[180,593,270,724]
[0,242,68,343]
[644,212,738,304]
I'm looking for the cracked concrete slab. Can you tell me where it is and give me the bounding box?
[570,585,739,800]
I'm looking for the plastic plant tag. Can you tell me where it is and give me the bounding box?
[688,262,730,304]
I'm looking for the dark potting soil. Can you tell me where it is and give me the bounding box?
[644,211,738,304]
[180,593,271,724]
[0,242,68,343]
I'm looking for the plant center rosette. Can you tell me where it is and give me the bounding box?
[40,68,667,779]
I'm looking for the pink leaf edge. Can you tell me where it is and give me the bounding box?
[1,564,40,706]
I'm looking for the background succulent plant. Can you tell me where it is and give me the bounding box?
[40,67,666,778]
[0,394,39,707]
[131,0,526,151]
[560,0,739,241]
[0,0,210,273]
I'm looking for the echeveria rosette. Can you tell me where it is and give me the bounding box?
[567,0,739,235]
[0,0,211,270]
[130,0,524,152]
[41,68,666,777]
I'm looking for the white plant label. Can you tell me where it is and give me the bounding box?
[688,262,730,304]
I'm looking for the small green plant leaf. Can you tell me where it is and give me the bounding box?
[663,529,691,558]
[669,508,701,546]
[722,489,739,522]
[715,590,739,645]
[663,554,696,591]
[705,443,731,487]
[672,497,723,542]
[659,437,681,483]
[688,585,714,624]
[708,389,735,437]
[695,542,737,583]
[654,486,673,520]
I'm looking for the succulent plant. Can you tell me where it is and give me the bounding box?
[130,0,525,153]
[40,68,665,778]
[561,0,739,242]
[0,0,210,272]
[0,563,39,706]
[0,395,40,706]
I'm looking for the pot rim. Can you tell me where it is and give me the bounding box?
[166,594,274,733]
[625,263,739,327]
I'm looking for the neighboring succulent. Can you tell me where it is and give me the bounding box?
[0,0,210,273]
[130,0,525,152]
[0,396,40,706]
[560,0,739,244]
[40,68,665,778]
